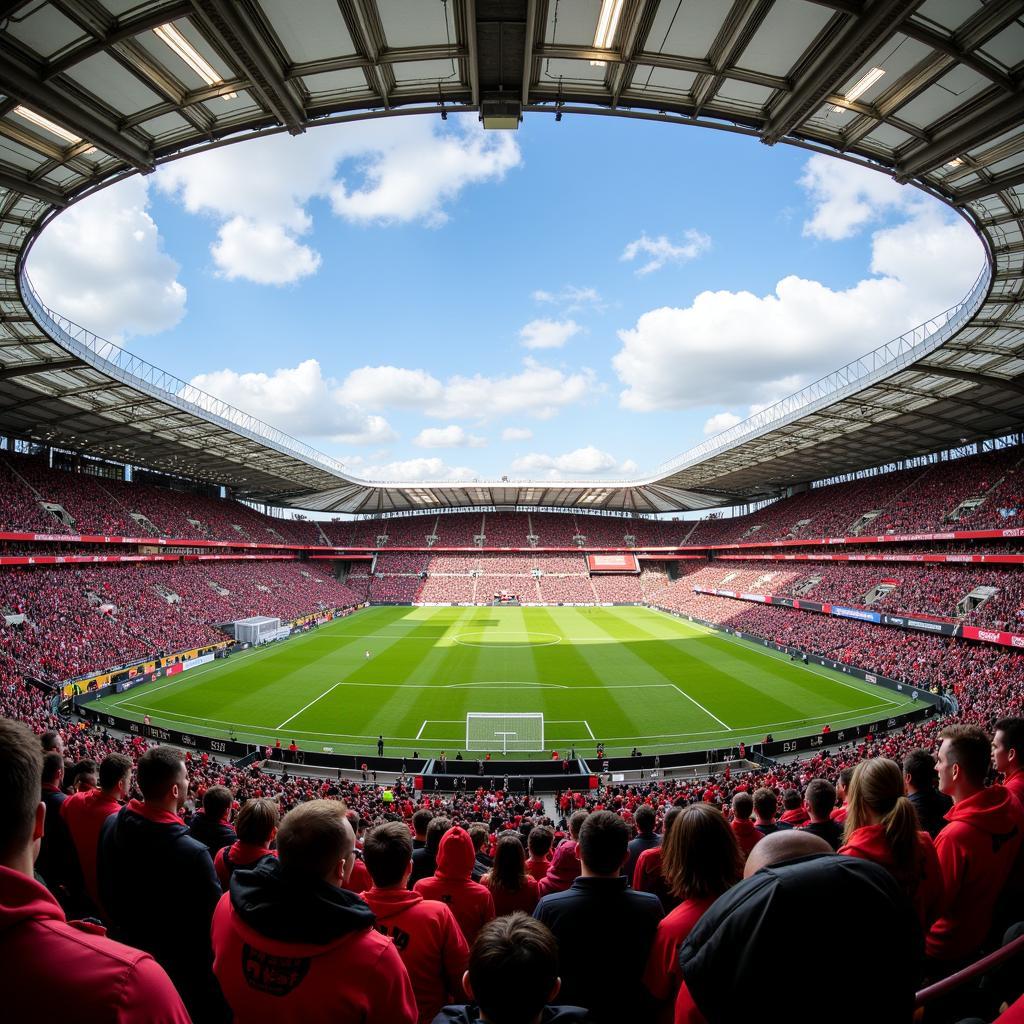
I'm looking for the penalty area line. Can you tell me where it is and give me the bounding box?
[277,680,347,731]
[668,683,731,731]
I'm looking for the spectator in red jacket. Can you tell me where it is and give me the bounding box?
[0,718,189,1024]
[838,757,944,930]
[728,792,761,861]
[538,810,587,897]
[832,766,854,824]
[61,751,131,911]
[994,717,1024,809]
[633,806,684,912]
[214,797,278,888]
[525,825,553,881]
[482,832,540,917]
[211,799,416,1024]
[778,789,809,827]
[414,825,495,944]
[645,803,741,1021]
[361,820,469,1024]
[927,724,1024,967]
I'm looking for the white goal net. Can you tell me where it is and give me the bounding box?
[466,713,544,754]
[234,616,282,646]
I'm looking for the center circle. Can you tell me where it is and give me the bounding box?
[454,631,561,649]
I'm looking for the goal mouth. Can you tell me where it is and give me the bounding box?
[466,712,545,753]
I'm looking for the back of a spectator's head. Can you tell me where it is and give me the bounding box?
[412,808,433,838]
[136,746,187,806]
[425,815,452,854]
[804,779,836,820]
[465,913,560,1024]
[98,753,132,793]
[634,804,656,834]
[782,789,801,811]
[278,800,354,884]
[0,719,44,865]
[70,759,98,791]
[468,822,489,853]
[663,802,742,901]
[938,724,990,789]
[236,798,278,846]
[902,749,938,791]
[752,788,777,822]
[578,810,629,876]
[568,809,588,839]
[41,751,64,786]
[363,821,413,887]
[202,785,233,821]
[744,831,831,878]
[528,826,553,857]
[732,792,753,821]
[40,730,63,755]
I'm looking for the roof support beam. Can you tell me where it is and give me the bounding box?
[954,167,1024,206]
[191,0,306,134]
[610,0,657,108]
[0,168,69,207]
[0,359,85,380]
[0,45,154,172]
[519,0,534,109]
[919,365,1024,396]
[762,0,920,145]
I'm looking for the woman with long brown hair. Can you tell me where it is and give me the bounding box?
[481,832,539,917]
[838,756,945,928]
[643,803,742,1021]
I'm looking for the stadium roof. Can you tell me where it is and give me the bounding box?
[0,0,1022,515]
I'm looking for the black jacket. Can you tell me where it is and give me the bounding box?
[909,787,953,838]
[624,831,660,882]
[534,876,663,1023]
[678,854,922,1024]
[800,818,843,850]
[98,802,225,1021]
[408,845,437,888]
[37,787,80,901]
[432,1006,595,1023]
[188,809,237,856]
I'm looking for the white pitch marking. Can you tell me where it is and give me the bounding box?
[668,683,732,730]
[583,719,595,740]
[415,720,428,740]
[276,680,347,730]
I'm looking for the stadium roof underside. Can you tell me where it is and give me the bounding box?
[0,0,1023,515]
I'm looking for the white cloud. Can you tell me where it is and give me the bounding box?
[621,229,711,275]
[519,318,582,350]
[342,455,477,482]
[703,412,743,436]
[614,205,983,413]
[338,358,597,421]
[511,446,636,478]
[210,216,320,285]
[502,427,533,441]
[800,154,915,240]
[156,116,520,284]
[188,358,395,444]
[413,425,486,448]
[532,285,605,313]
[29,177,185,341]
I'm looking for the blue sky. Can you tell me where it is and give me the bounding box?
[28,112,984,483]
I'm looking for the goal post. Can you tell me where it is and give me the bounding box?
[466,713,545,754]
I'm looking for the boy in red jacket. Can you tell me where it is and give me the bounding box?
[214,796,278,888]
[61,751,131,911]
[525,825,554,881]
[211,799,416,1024]
[928,724,1024,967]
[0,718,189,1023]
[362,820,469,1024]
[414,825,495,944]
[729,792,762,861]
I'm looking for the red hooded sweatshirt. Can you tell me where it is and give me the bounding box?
[214,840,276,889]
[60,788,120,909]
[211,856,416,1024]
[644,896,716,1023]
[361,884,470,1024]
[414,827,495,945]
[730,819,762,859]
[0,865,190,1023]
[779,806,810,827]
[927,785,1024,962]
[1004,770,1024,811]
[633,846,679,911]
[537,839,581,897]
[525,854,551,881]
[839,824,945,929]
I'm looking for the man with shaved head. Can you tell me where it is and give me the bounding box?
[211,799,416,1024]
[674,827,922,1023]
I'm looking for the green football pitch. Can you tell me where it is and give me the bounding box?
[91,605,929,758]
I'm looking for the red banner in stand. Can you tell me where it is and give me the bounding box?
[960,625,1024,649]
